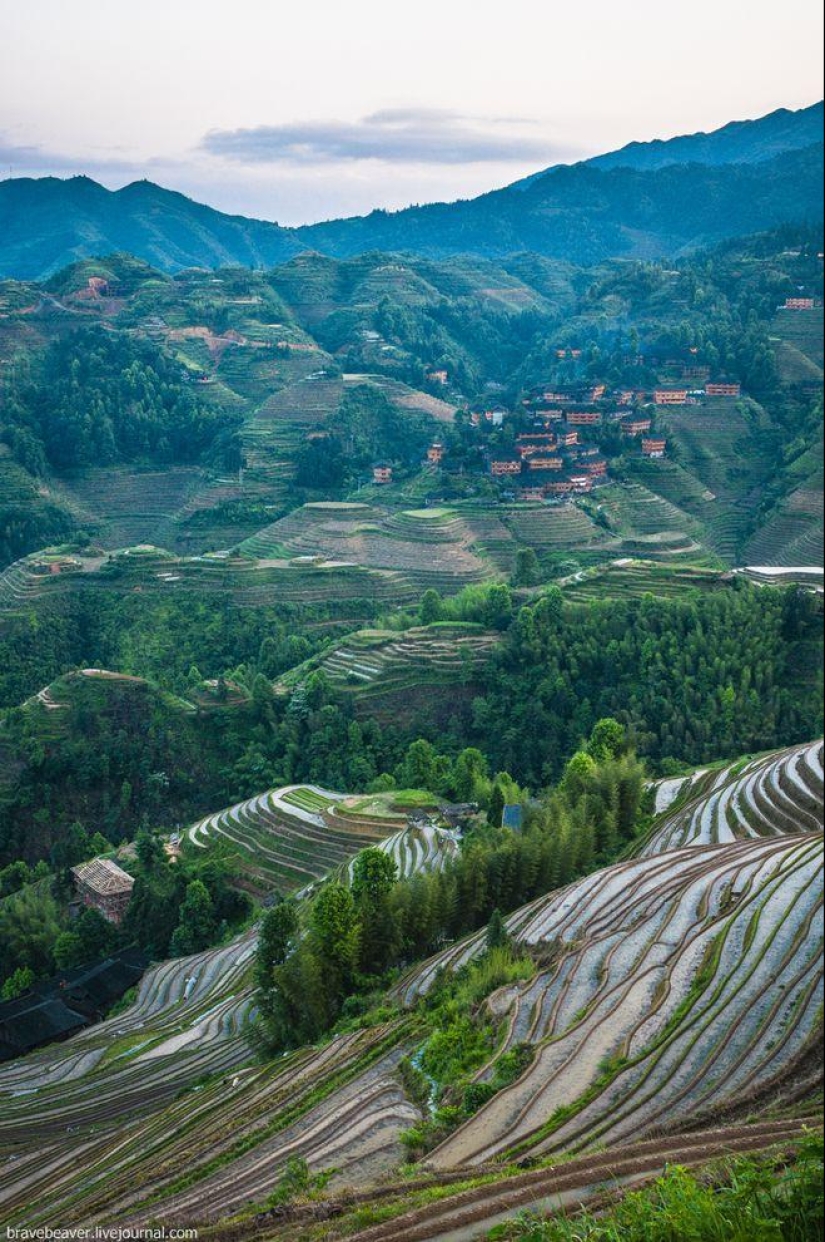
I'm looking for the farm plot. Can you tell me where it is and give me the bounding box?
[397,833,823,1167]
[562,560,726,601]
[658,401,777,562]
[0,930,258,1152]
[187,783,394,893]
[0,1007,422,1229]
[743,504,824,567]
[256,1116,821,1242]
[239,503,491,594]
[640,740,823,855]
[502,504,621,560]
[596,482,706,559]
[55,466,204,551]
[285,624,500,697]
[771,307,825,372]
[343,822,461,884]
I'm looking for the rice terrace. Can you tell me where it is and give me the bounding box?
[0,26,823,1241]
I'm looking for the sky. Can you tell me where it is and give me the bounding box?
[1,0,822,225]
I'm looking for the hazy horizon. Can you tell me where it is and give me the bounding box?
[1,0,823,225]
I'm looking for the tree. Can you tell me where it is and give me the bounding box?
[0,884,62,981]
[351,849,399,976]
[53,931,85,970]
[560,751,597,799]
[169,880,215,956]
[311,883,359,982]
[485,908,510,951]
[1,965,35,1000]
[512,547,540,588]
[452,748,489,802]
[398,739,439,791]
[587,718,627,762]
[135,830,166,874]
[483,584,513,631]
[419,589,443,626]
[255,901,298,989]
[488,783,505,829]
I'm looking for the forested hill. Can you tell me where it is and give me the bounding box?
[0,102,822,278]
[569,100,824,173]
[0,177,302,280]
[298,144,823,262]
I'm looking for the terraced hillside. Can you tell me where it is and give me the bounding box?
[0,543,427,617]
[561,559,730,601]
[255,1116,822,1242]
[0,948,421,1228]
[243,375,343,491]
[279,623,501,726]
[52,466,206,551]
[398,832,823,1167]
[240,503,492,594]
[656,399,779,562]
[343,821,461,885]
[642,739,823,855]
[770,306,825,376]
[1,750,821,1234]
[594,482,709,561]
[495,503,622,569]
[187,784,394,894]
[0,931,259,1149]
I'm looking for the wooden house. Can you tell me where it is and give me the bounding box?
[489,457,522,477]
[547,478,575,496]
[705,382,741,397]
[654,388,688,405]
[71,859,135,926]
[621,416,652,436]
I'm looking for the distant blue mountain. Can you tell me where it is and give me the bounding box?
[0,101,821,278]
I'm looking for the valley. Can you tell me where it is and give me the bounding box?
[0,94,822,1239]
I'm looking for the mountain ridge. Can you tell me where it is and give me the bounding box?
[0,101,822,278]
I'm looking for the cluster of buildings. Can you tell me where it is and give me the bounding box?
[0,949,145,1061]
[372,439,446,485]
[488,425,609,500]
[369,368,745,499]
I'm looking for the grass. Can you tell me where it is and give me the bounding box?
[345,789,438,817]
[501,1132,824,1241]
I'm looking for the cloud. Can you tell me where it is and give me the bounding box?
[0,133,166,178]
[201,109,570,166]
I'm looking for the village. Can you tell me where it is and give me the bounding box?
[372,368,744,501]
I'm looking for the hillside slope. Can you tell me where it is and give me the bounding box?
[0,177,301,280]
[0,738,822,1231]
[299,143,824,263]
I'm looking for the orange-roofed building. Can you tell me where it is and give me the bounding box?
[654,388,688,405]
[705,382,741,397]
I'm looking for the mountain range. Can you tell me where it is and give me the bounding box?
[0,102,822,279]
